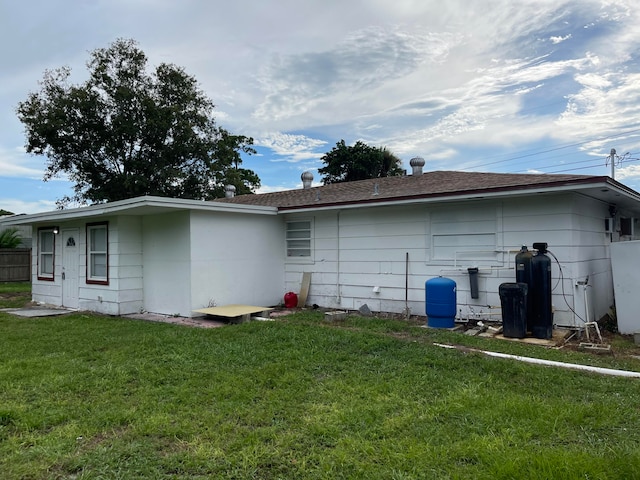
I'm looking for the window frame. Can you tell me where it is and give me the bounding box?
[285,218,314,261]
[86,221,109,285]
[37,227,56,281]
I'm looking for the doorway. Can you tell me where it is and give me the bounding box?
[62,229,79,309]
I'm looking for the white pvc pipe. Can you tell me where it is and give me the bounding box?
[434,343,640,378]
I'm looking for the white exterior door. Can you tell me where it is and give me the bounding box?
[62,229,79,309]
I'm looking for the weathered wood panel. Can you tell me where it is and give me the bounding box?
[0,248,31,282]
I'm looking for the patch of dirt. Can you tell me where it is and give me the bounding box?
[0,292,31,300]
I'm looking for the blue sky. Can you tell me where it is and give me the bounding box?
[2,0,640,214]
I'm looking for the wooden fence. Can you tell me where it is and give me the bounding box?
[0,248,31,282]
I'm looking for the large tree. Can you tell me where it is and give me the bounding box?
[318,140,404,184]
[17,38,259,207]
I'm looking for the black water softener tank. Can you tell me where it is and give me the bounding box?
[530,242,553,339]
[515,246,534,333]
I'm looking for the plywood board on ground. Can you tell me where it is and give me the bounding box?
[193,304,273,318]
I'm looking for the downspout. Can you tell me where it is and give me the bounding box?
[336,210,341,303]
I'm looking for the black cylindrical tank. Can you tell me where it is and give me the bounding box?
[499,282,528,338]
[515,245,534,332]
[530,244,552,339]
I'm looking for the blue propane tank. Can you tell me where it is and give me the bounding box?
[425,277,457,328]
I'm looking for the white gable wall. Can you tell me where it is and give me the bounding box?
[284,193,614,327]
[189,210,284,311]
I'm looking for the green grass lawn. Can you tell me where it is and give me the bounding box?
[2,288,640,479]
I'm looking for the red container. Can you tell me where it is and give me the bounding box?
[284,292,298,308]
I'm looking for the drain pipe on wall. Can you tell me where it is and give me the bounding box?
[403,252,410,319]
[434,343,640,378]
[335,210,341,304]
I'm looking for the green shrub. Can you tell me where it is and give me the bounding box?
[0,228,21,248]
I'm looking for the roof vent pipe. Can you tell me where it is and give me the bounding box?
[301,171,314,189]
[410,156,425,175]
[224,185,236,198]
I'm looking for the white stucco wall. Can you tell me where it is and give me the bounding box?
[189,210,284,311]
[284,193,615,327]
[142,211,192,317]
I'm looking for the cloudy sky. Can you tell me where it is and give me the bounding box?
[2,0,640,214]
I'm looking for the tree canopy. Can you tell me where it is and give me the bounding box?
[16,38,259,207]
[318,140,404,184]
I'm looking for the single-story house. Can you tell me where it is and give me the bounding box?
[3,161,640,328]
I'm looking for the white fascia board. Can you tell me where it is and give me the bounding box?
[1,196,277,225]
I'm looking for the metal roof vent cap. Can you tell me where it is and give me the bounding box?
[301,171,314,189]
[224,184,236,198]
[410,156,425,175]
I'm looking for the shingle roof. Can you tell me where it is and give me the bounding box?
[214,170,608,210]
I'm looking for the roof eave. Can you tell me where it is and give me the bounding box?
[0,195,278,225]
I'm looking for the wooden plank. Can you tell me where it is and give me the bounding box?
[298,272,311,307]
[193,304,273,318]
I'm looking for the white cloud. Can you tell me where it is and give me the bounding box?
[0,147,44,179]
[255,184,292,194]
[0,198,58,215]
[550,34,572,44]
[616,163,640,181]
[256,132,327,162]
[251,26,462,127]
[556,72,640,141]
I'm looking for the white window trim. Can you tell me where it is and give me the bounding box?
[37,228,55,281]
[87,222,109,284]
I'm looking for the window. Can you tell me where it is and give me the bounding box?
[37,228,56,281]
[87,222,108,284]
[286,220,312,258]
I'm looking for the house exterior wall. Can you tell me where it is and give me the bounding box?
[284,193,613,327]
[78,215,144,315]
[142,211,192,317]
[30,216,144,315]
[189,210,285,311]
[501,194,611,327]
